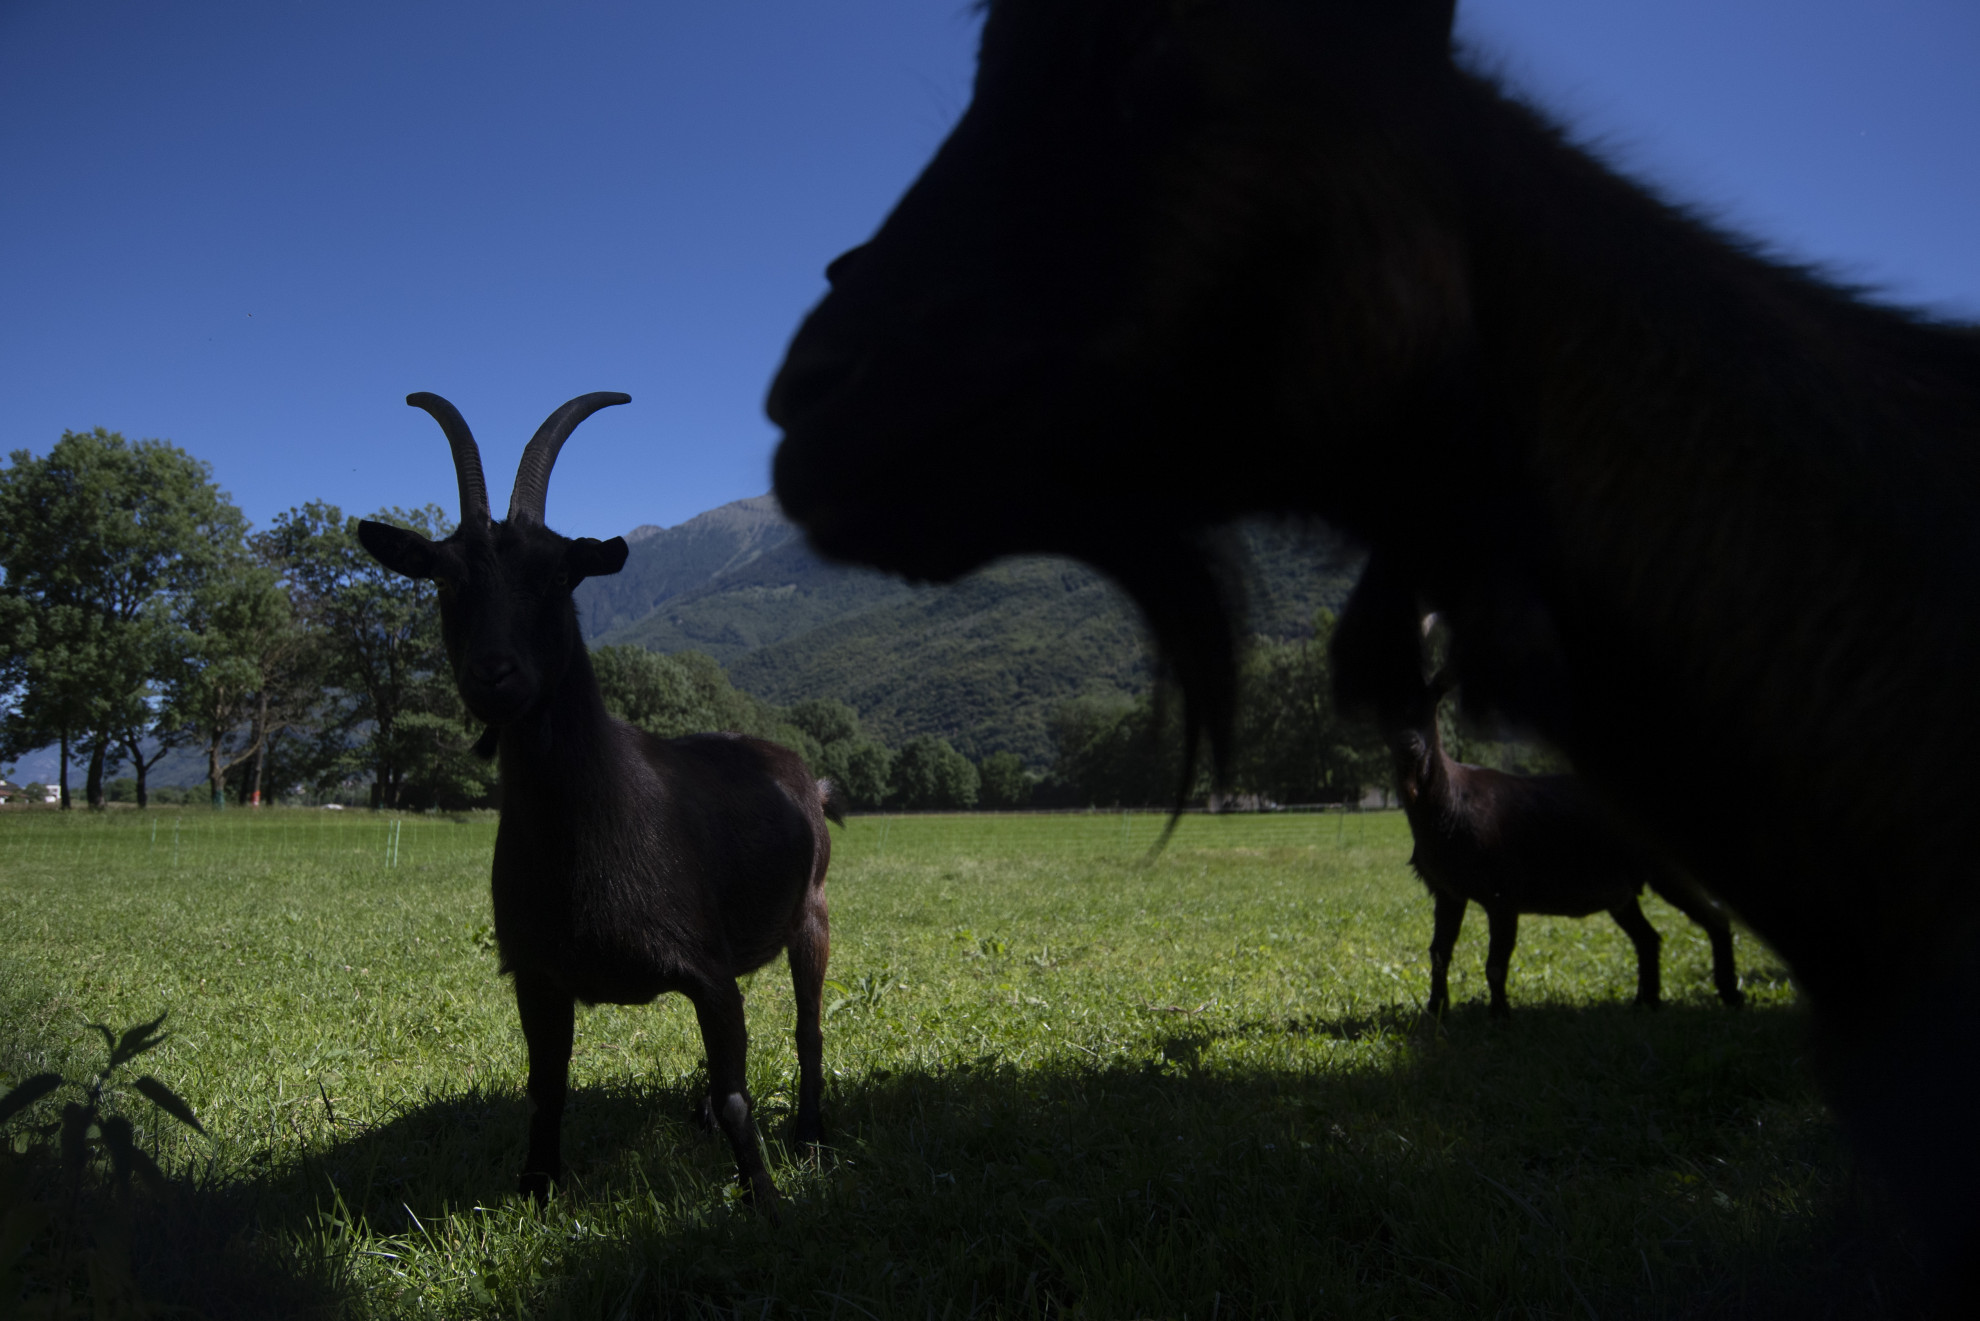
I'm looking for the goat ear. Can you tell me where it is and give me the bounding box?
[565,536,628,583]
[357,520,441,580]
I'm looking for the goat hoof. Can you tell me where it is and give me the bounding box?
[518,1170,554,1204]
[1634,996,1662,1011]
[1722,989,1747,1009]
[1488,1003,1512,1021]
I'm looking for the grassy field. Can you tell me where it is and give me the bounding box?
[0,807,1916,1318]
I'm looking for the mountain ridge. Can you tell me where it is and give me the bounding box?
[576,497,1364,766]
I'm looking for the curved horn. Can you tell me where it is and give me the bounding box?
[406,392,491,527]
[507,392,631,525]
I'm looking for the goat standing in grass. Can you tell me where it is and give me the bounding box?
[766,0,1980,1284]
[359,391,840,1209]
[1348,585,1741,1017]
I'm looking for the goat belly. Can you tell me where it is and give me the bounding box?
[559,912,712,1006]
[490,884,694,1005]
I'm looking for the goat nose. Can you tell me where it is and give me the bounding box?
[767,344,862,429]
[469,656,516,686]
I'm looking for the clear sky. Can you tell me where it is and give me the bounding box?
[4,0,1975,540]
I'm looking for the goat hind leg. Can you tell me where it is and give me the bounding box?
[1610,898,1664,1008]
[689,979,779,1213]
[1651,875,1744,1007]
[787,892,830,1145]
[514,973,574,1203]
[1483,906,1519,1018]
[1427,893,1466,1016]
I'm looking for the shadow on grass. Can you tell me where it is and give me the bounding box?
[116,998,1920,1319]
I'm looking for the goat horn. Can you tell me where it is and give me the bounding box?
[406,392,492,527]
[507,392,632,525]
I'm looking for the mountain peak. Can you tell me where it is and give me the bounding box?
[577,495,802,638]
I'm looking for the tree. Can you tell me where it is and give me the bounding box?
[784,696,891,808]
[591,645,812,752]
[889,735,979,810]
[0,430,240,809]
[1043,693,1188,807]
[976,751,1033,809]
[257,502,481,810]
[815,739,892,809]
[159,552,294,808]
[107,639,192,811]
[1228,611,1386,804]
[785,698,861,749]
[0,602,101,810]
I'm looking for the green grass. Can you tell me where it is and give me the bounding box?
[0,808,1916,1318]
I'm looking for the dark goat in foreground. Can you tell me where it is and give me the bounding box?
[360,392,840,1209]
[1356,597,1741,1017]
[766,0,1980,1283]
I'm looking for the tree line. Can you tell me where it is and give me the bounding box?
[2,430,1400,814]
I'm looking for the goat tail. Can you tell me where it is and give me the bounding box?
[818,778,849,826]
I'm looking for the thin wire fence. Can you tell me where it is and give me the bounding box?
[0,808,497,879]
[0,803,1406,878]
[834,804,1399,861]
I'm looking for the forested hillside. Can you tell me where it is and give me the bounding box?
[578,498,1365,766]
[3,443,1368,807]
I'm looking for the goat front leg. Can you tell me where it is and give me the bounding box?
[689,979,780,1214]
[1426,892,1466,1016]
[1483,905,1519,1018]
[514,973,574,1202]
[787,892,830,1146]
[1650,875,1744,1007]
[1610,898,1664,1009]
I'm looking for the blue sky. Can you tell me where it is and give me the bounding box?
[3,0,1975,540]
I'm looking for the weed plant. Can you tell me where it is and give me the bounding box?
[0,808,1915,1317]
[1,1011,208,1317]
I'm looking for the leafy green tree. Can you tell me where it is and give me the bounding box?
[0,603,103,809]
[816,739,892,809]
[975,750,1034,809]
[782,696,894,807]
[786,698,861,749]
[160,552,293,808]
[1043,693,1188,808]
[591,645,810,752]
[257,502,486,809]
[0,430,242,809]
[1228,611,1386,804]
[889,735,980,810]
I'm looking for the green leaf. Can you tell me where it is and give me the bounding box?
[133,1076,204,1134]
[0,1073,62,1127]
[110,1011,171,1068]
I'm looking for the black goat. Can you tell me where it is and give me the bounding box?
[765,0,1980,1281]
[359,392,840,1208]
[1358,597,1741,1017]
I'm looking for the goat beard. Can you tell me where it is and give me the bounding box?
[1068,522,1244,806]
